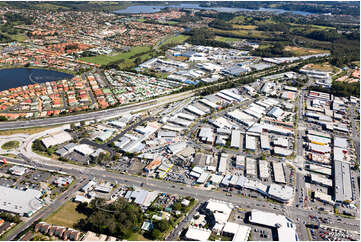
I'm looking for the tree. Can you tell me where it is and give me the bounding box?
[151,229,162,240]
[75,198,144,240]
[155,220,170,232]
[0,116,8,121]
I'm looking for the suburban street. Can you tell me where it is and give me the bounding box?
[4,178,89,241]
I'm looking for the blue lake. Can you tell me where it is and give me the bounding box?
[114,3,313,15]
[0,68,73,91]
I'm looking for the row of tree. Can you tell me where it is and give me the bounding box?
[308,81,360,98]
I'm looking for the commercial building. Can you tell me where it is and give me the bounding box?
[249,209,299,241]
[307,135,331,146]
[230,130,241,148]
[9,166,28,176]
[74,144,95,156]
[222,222,251,242]
[246,158,257,178]
[245,135,257,151]
[258,160,270,181]
[273,137,288,148]
[310,173,332,188]
[274,147,293,157]
[260,135,271,150]
[235,155,245,169]
[185,105,206,116]
[41,131,72,148]
[198,127,214,144]
[307,164,332,176]
[124,189,158,208]
[267,107,284,119]
[273,162,286,184]
[185,226,211,241]
[205,199,234,229]
[334,137,348,149]
[334,160,352,203]
[314,191,334,205]
[267,184,294,203]
[227,110,254,127]
[218,153,228,175]
[0,185,43,216]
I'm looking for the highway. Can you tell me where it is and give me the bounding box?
[0,59,307,131]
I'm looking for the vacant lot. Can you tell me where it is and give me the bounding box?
[284,46,330,56]
[304,63,338,72]
[45,201,86,228]
[79,46,152,66]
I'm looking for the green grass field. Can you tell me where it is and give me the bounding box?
[232,24,257,30]
[45,201,86,228]
[0,32,28,42]
[128,233,149,241]
[212,28,270,39]
[0,125,61,136]
[215,36,243,42]
[1,141,19,150]
[159,34,189,47]
[284,46,330,56]
[79,46,152,66]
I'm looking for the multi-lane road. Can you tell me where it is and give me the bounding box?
[3,154,360,241]
[0,59,306,131]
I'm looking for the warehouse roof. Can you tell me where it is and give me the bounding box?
[230,130,241,148]
[245,135,257,151]
[273,162,286,184]
[274,146,293,156]
[267,184,294,202]
[334,160,352,202]
[246,157,257,176]
[310,173,332,187]
[185,226,211,241]
[267,107,284,119]
[260,135,271,150]
[223,222,251,242]
[41,131,72,148]
[258,160,270,179]
[249,209,298,241]
[334,137,348,149]
[0,186,43,216]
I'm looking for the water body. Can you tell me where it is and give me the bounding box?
[114,3,313,15]
[0,68,73,91]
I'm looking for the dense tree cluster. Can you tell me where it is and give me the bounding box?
[0,212,22,223]
[76,198,144,239]
[208,19,234,30]
[257,23,289,33]
[307,30,341,42]
[184,28,230,48]
[308,81,360,98]
[4,12,32,25]
[32,139,47,153]
[251,42,293,57]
